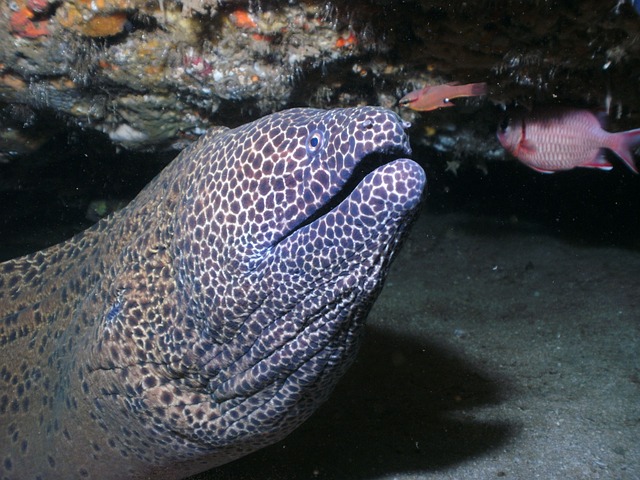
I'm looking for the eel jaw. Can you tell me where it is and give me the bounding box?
[207,109,420,407]
[283,146,413,240]
[210,156,426,406]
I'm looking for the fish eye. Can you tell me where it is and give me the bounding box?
[499,116,510,132]
[305,129,325,155]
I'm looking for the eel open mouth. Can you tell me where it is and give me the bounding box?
[283,147,413,240]
[209,107,425,405]
[211,154,425,404]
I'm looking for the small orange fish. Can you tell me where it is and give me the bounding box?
[399,82,488,111]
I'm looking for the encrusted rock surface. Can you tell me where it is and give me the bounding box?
[0,0,639,161]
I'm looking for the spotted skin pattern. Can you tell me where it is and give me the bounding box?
[0,107,426,479]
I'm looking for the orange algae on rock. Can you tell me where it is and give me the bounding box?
[83,13,128,36]
[58,4,128,37]
[10,7,50,38]
[335,31,357,49]
[0,74,28,91]
[230,9,257,29]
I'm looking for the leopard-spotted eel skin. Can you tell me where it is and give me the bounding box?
[0,107,425,479]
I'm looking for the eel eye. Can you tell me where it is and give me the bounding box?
[305,129,325,155]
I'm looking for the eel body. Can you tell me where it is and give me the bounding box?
[0,107,426,479]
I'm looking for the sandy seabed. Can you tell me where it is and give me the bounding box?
[198,209,640,480]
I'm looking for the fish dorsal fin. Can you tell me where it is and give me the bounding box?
[595,110,608,128]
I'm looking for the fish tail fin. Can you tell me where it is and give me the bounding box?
[611,128,640,173]
[469,82,488,97]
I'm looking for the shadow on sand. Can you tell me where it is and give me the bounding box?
[192,325,517,479]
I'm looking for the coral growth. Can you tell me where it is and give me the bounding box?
[10,4,49,38]
[0,0,639,161]
[58,5,129,37]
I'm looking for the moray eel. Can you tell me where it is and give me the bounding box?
[0,107,425,479]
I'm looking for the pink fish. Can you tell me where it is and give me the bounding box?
[399,82,488,111]
[497,107,640,173]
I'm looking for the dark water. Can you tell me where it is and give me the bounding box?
[0,130,173,260]
[2,131,638,261]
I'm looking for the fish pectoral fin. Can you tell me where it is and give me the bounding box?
[518,139,537,154]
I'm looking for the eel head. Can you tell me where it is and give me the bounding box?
[91,107,426,477]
